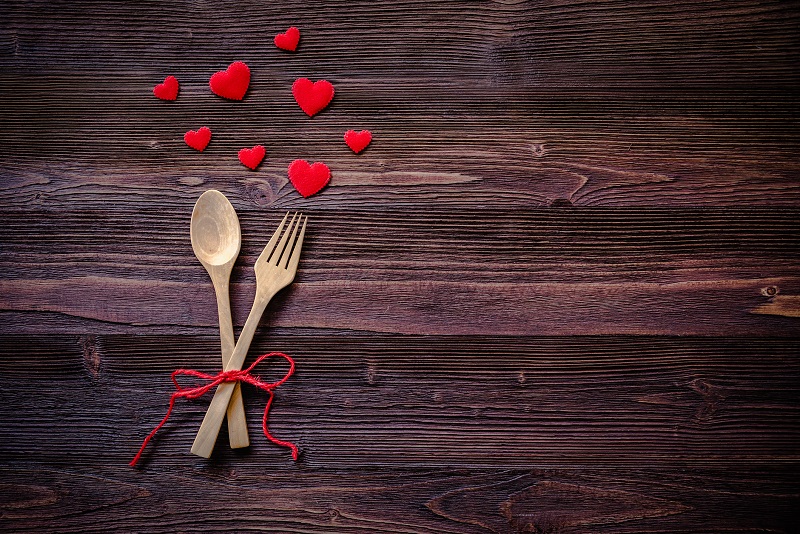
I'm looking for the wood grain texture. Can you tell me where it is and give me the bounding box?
[1,466,798,533]
[1,334,799,532]
[1,208,798,336]
[0,464,798,534]
[1,0,797,86]
[1,0,799,531]
[2,334,799,467]
[1,0,799,209]
[1,83,798,209]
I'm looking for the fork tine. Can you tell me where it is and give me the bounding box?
[286,216,307,274]
[258,212,289,263]
[268,212,299,265]
[277,214,303,269]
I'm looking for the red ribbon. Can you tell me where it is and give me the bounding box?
[130,352,298,467]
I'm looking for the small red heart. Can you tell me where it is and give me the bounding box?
[210,61,251,101]
[238,145,265,170]
[344,130,372,154]
[184,127,212,152]
[288,159,330,197]
[153,75,179,100]
[274,26,300,51]
[292,78,334,117]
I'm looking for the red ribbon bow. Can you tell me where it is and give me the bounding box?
[130,352,297,466]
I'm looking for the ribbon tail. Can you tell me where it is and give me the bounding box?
[130,394,177,467]
[262,389,299,460]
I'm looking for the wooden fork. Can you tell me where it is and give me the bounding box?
[191,212,308,458]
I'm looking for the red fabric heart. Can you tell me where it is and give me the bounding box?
[184,127,212,151]
[344,130,372,154]
[153,75,179,100]
[274,27,300,51]
[238,145,266,170]
[292,78,334,117]
[288,159,330,197]
[210,61,251,101]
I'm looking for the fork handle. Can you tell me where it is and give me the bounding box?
[191,292,272,458]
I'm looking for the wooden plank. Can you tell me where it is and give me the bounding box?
[0,465,798,533]
[4,275,800,336]
[2,0,799,210]
[1,335,798,468]
[1,0,797,88]
[1,82,798,208]
[1,208,798,336]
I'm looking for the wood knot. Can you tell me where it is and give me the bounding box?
[366,361,377,385]
[243,181,275,207]
[80,335,101,379]
[531,143,547,158]
[689,378,726,422]
[761,286,779,297]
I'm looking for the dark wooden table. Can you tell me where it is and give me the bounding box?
[1,1,799,532]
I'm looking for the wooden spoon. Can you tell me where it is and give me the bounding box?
[190,190,249,448]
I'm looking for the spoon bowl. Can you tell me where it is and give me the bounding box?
[191,190,241,267]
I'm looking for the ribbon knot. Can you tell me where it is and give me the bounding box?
[130,352,298,467]
[219,369,245,381]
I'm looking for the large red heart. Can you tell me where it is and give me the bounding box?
[210,61,251,101]
[274,26,300,51]
[288,159,330,197]
[153,75,179,100]
[238,145,265,170]
[344,129,372,154]
[184,127,212,151]
[292,78,334,117]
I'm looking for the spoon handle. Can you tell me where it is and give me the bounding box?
[214,280,250,449]
[191,291,271,458]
